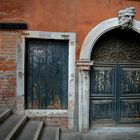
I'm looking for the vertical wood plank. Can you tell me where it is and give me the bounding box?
[25,39,68,109]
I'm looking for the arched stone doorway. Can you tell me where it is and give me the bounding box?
[77,18,140,132]
[90,29,140,125]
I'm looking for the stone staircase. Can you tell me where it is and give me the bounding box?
[0,109,59,140]
[1,108,140,140]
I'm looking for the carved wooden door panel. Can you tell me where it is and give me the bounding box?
[25,39,68,109]
[90,64,140,124]
[90,64,115,124]
[119,64,140,123]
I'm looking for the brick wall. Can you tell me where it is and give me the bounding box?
[0,31,18,109]
[0,31,69,128]
[30,117,68,128]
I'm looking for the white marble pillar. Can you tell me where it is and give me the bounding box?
[77,61,93,132]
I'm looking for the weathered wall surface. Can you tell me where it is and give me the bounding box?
[0,0,140,58]
[0,0,140,126]
[0,31,19,108]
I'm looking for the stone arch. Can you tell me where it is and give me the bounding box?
[80,18,140,60]
[78,17,140,132]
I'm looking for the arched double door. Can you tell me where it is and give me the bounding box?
[90,29,140,125]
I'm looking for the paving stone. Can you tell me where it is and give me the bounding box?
[61,132,140,140]
[85,134,105,140]
[69,133,83,140]
[40,127,57,140]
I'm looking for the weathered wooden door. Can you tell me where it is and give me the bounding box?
[90,64,115,124]
[25,39,68,109]
[119,64,140,123]
[90,64,140,124]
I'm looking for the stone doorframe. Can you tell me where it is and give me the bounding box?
[77,18,140,132]
[16,31,76,130]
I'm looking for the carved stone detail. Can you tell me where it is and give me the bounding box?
[91,29,140,63]
[77,61,93,71]
[118,7,136,30]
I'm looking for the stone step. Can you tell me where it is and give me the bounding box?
[85,133,140,140]
[15,121,43,140]
[60,132,140,140]
[5,115,27,140]
[40,127,60,140]
[0,108,6,115]
[33,121,44,140]
[0,108,12,123]
[0,114,25,140]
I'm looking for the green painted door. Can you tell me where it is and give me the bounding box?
[25,39,68,109]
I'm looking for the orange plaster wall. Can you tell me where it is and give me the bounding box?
[0,0,140,59]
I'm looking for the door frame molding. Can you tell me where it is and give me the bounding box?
[77,18,140,132]
[16,31,76,129]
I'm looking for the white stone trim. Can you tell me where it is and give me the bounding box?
[16,31,76,129]
[25,109,67,117]
[77,61,93,70]
[80,18,140,60]
[77,61,93,132]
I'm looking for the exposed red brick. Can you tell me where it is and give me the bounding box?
[30,117,68,128]
[0,32,17,109]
